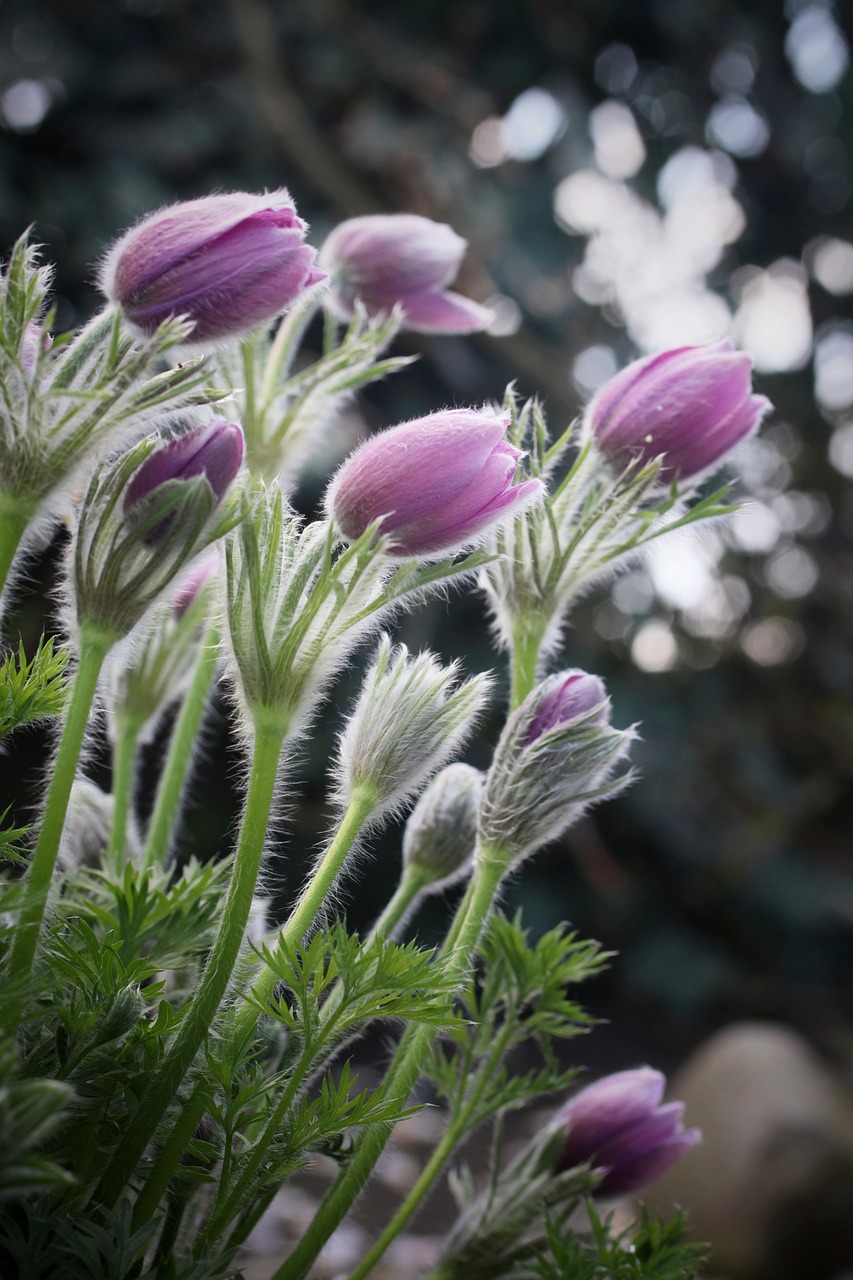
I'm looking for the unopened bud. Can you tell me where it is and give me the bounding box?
[402,763,483,889]
[479,670,634,863]
[336,636,491,818]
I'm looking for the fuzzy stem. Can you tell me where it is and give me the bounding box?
[269,843,509,1280]
[0,493,34,598]
[8,624,112,983]
[234,783,378,1034]
[509,611,548,710]
[94,717,286,1204]
[131,1079,210,1231]
[345,984,520,1280]
[141,622,219,870]
[107,713,141,870]
[365,864,430,944]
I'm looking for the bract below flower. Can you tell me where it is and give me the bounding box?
[326,409,542,557]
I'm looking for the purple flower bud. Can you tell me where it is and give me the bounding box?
[556,1067,701,1197]
[326,409,543,557]
[171,548,220,617]
[523,670,609,747]
[584,340,772,484]
[99,191,326,344]
[319,214,492,334]
[125,420,244,512]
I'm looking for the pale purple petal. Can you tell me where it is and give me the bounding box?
[399,289,493,334]
[524,672,609,746]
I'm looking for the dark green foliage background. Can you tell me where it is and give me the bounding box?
[2,0,853,1073]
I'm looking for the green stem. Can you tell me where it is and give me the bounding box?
[0,494,34,598]
[142,622,219,870]
[234,784,377,1035]
[8,625,111,983]
[365,865,429,945]
[269,844,509,1280]
[347,993,519,1280]
[131,1079,210,1231]
[509,612,547,710]
[106,714,141,870]
[94,718,286,1205]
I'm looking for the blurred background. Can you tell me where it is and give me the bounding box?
[2,0,853,1090]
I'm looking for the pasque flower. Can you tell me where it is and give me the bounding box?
[319,213,492,334]
[327,409,543,557]
[585,339,771,484]
[125,419,244,514]
[100,190,325,343]
[556,1067,701,1196]
[479,670,634,863]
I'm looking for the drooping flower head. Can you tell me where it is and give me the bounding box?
[556,1067,701,1197]
[319,213,492,334]
[100,190,326,344]
[326,408,543,558]
[585,340,771,485]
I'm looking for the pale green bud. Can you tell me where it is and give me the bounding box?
[402,762,483,889]
[336,637,491,819]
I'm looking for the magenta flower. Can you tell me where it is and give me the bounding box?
[100,191,326,343]
[585,340,771,484]
[523,671,609,747]
[319,214,492,334]
[327,409,542,557]
[125,420,244,513]
[556,1067,701,1197]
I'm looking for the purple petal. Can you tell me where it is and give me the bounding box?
[321,214,467,295]
[398,289,494,334]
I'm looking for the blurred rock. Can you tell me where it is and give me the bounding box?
[642,1022,853,1280]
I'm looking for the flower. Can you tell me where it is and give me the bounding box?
[479,670,634,863]
[326,409,543,557]
[523,670,610,746]
[125,420,244,514]
[584,340,771,484]
[171,549,220,618]
[319,213,492,334]
[100,191,326,343]
[556,1067,701,1197]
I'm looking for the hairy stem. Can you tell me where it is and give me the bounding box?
[95,717,286,1204]
[141,621,219,870]
[106,713,141,869]
[269,843,509,1280]
[509,611,547,710]
[234,783,377,1035]
[8,624,112,983]
[0,494,34,598]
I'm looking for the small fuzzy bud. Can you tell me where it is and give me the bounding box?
[100,190,326,344]
[336,637,491,818]
[479,670,634,863]
[73,425,242,640]
[402,763,483,889]
[326,409,543,558]
[319,213,492,334]
[556,1067,701,1196]
[584,340,771,485]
